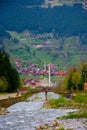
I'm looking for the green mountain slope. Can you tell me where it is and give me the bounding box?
[7,31,87,69]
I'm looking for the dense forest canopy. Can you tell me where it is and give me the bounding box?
[0,0,44,6]
[0,25,11,38]
[0,0,87,36]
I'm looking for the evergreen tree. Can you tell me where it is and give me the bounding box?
[0,76,8,92]
[82,63,87,82]
[8,67,21,92]
[0,50,21,92]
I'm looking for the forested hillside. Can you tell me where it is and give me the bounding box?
[0,1,87,35]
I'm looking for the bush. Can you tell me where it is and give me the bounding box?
[74,92,87,104]
[44,96,75,108]
[59,110,87,119]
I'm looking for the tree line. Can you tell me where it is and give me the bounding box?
[62,62,87,91]
[0,50,21,92]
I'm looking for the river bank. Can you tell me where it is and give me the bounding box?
[0,93,22,109]
[0,92,87,130]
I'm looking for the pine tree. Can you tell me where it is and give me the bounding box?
[0,50,21,92]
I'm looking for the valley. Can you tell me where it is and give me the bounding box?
[0,2,87,129]
[0,0,87,80]
[7,31,87,70]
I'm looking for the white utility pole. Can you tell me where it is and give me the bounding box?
[49,64,51,87]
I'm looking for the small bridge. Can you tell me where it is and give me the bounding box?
[19,86,72,101]
[36,86,72,100]
[36,86,72,94]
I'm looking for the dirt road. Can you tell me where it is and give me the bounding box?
[0,93,18,100]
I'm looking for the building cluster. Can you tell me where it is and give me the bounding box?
[15,59,67,86]
[23,77,56,87]
[33,40,53,49]
[15,59,67,77]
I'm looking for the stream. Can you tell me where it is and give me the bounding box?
[0,92,78,130]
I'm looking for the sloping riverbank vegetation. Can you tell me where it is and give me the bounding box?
[44,91,87,119]
[41,91,87,129]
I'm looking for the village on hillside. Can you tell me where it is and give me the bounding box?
[15,59,67,87]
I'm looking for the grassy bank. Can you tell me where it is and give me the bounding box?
[44,91,87,119]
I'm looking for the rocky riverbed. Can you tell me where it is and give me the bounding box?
[37,118,87,130]
[0,92,87,130]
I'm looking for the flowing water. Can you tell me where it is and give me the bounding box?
[0,92,77,130]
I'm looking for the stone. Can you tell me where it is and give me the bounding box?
[0,108,9,115]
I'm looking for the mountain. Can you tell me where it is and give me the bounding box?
[0,0,87,35]
[7,31,87,69]
[0,0,87,69]
[0,25,11,50]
